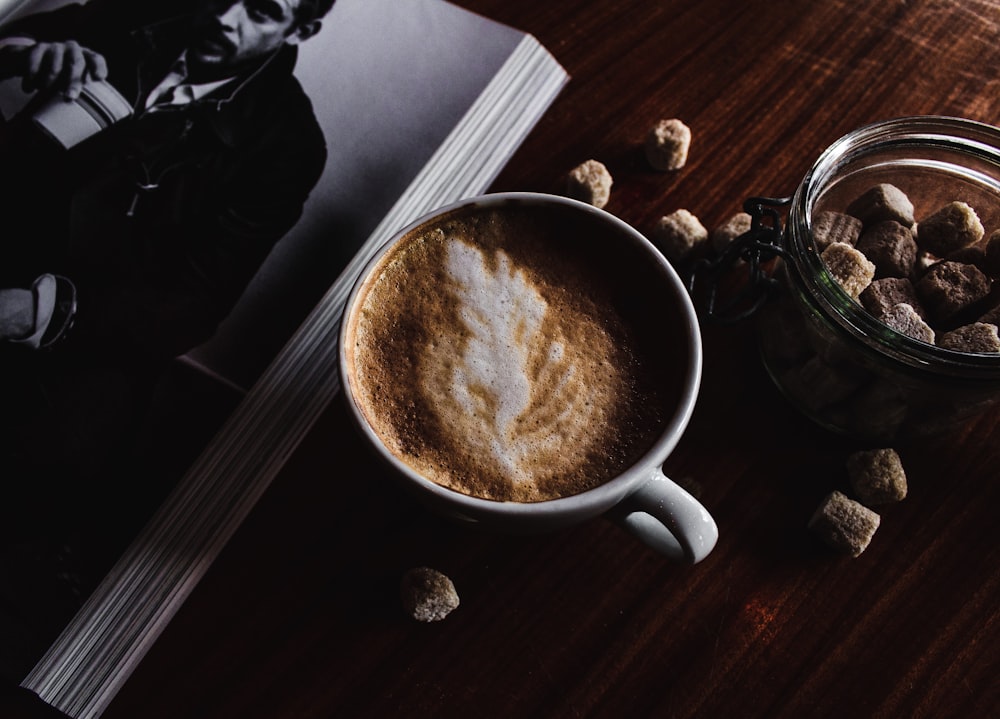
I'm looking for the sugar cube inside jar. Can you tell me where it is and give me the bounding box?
[755,116,1000,442]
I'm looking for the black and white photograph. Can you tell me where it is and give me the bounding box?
[1,1,996,719]
[0,0,565,713]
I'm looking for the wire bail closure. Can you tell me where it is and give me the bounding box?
[686,196,793,323]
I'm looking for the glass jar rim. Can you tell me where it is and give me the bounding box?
[788,115,1000,377]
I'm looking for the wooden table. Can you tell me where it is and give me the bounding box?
[15,0,1000,716]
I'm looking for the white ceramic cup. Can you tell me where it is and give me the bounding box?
[338,192,718,563]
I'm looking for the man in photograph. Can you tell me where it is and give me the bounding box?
[0,0,332,358]
[0,0,334,680]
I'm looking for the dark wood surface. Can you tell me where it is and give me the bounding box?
[31,1,1000,717]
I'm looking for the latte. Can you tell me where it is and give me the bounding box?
[343,200,685,502]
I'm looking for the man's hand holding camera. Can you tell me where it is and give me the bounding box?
[0,39,108,100]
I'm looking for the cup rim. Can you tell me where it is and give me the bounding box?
[338,191,703,522]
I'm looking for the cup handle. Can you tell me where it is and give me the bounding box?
[608,467,718,563]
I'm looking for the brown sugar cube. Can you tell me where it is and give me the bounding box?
[652,209,708,264]
[644,118,691,171]
[915,250,939,276]
[847,448,908,506]
[756,301,814,366]
[938,322,1000,353]
[860,277,926,320]
[915,201,985,257]
[566,159,613,208]
[401,567,460,622]
[881,303,936,344]
[915,260,992,322]
[710,211,752,254]
[984,229,1000,277]
[844,382,909,441]
[845,183,915,229]
[855,220,918,278]
[821,242,876,299]
[978,303,1000,328]
[808,490,881,557]
[946,242,990,274]
[813,210,863,251]
[781,356,861,412]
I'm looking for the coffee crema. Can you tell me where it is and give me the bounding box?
[345,202,682,502]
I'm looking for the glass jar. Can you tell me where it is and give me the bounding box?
[754,116,1000,443]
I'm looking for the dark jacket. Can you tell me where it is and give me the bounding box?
[0,0,328,360]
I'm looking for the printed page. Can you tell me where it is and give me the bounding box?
[0,0,567,716]
[189,0,532,389]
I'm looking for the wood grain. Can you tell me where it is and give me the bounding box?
[86,1,1000,717]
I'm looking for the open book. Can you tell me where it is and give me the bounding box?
[0,0,567,716]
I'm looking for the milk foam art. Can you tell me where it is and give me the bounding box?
[419,237,602,492]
